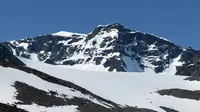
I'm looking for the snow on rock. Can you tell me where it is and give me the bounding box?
[159,54,184,75]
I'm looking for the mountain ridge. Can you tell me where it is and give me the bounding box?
[1,23,200,76]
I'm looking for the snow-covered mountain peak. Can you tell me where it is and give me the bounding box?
[52,31,86,37]
[4,23,200,76]
[93,23,132,33]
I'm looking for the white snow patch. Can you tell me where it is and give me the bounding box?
[65,64,109,72]
[52,31,86,37]
[18,104,79,112]
[18,43,29,49]
[30,53,39,61]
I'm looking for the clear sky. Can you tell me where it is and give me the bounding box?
[1,0,200,49]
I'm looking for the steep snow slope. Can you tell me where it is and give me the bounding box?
[20,57,200,112]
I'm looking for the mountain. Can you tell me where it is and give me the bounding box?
[2,23,200,76]
[1,23,200,112]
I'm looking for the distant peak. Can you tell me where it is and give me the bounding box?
[97,23,123,27]
[52,31,86,37]
[95,23,131,33]
[107,23,124,27]
[102,23,125,29]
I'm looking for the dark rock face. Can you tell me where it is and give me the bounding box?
[103,56,126,72]
[14,81,68,107]
[160,106,178,112]
[157,88,200,100]
[0,103,27,112]
[2,23,200,76]
[185,76,200,81]
[176,48,200,76]
[0,43,25,66]
[115,32,183,73]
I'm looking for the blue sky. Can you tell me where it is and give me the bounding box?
[1,0,200,49]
